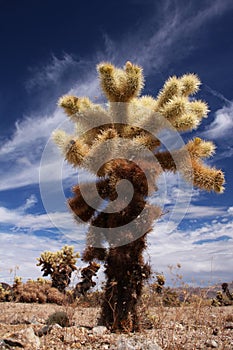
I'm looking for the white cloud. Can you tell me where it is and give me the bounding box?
[19,194,37,212]
[149,218,233,285]
[0,231,83,283]
[0,109,64,156]
[202,102,233,140]
[0,199,85,236]
[175,204,227,219]
[228,207,233,215]
[1,215,232,286]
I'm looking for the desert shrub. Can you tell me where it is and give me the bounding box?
[225,314,233,322]
[46,311,70,327]
[37,291,47,303]
[74,290,103,307]
[46,287,65,305]
[162,287,181,307]
[146,273,181,307]
[12,277,66,304]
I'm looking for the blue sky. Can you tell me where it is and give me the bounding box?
[0,0,233,286]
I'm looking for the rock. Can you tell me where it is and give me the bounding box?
[175,322,185,331]
[102,344,110,350]
[27,316,40,325]
[212,328,219,335]
[224,322,233,329]
[2,327,40,350]
[1,339,23,347]
[9,316,40,326]
[116,339,134,350]
[115,336,163,350]
[205,339,218,348]
[92,326,108,336]
[36,324,53,337]
[0,339,15,349]
[61,326,88,345]
[51,323,63,330]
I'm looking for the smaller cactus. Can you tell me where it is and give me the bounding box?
[73,262,100,298]
[154,274,165,294]
[212,283,233,306]
[0,282,13,301]
[37,246,80,292]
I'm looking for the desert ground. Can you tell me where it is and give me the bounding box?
[0,302,232,349]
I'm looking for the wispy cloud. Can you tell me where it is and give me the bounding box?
[1,0,231,192]
[26,54,78,90]
[0,70,100,191]
[100,0,233,73]
[0,195,85,237]
[205,85,232,105]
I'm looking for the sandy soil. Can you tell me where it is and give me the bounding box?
[0,302,232,349]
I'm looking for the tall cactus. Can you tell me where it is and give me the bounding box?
[53,61,225,331]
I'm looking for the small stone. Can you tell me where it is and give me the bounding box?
[102,344,109,350]
[175,322,185,331]
[92,326,108,336]
[28,316,40,325]
[205,339,218,348]
[51,323,63,330]
[0,340,12,349]
[117,339,134,350]
[63,331,75,343]
[116,337,163,350]
[224,322,233,329]
[36,325,53,337]
[2,338,23,348]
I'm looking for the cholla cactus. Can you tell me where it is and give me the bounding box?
[154,274,166,294]
[73,261,100,298]
[13,276,22,286]
[53,61,225,331]
[212,283,233,306]
[37,245,80,292]
[0,282,12,301]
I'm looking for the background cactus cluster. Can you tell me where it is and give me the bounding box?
[36,245,80,293]
[212,283,233,306]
